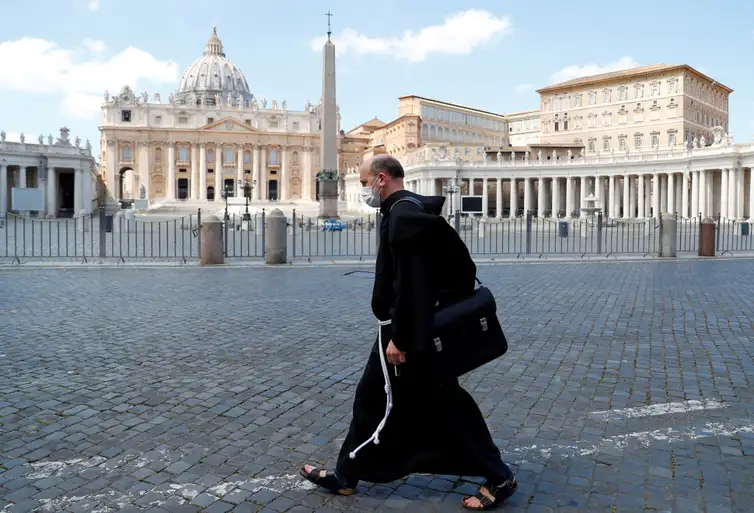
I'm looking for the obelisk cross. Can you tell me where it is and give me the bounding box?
[326,10,333,40]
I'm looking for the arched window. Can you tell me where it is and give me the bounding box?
[155,147,162,162]
[121,144,132,162]
[292,151,299,165]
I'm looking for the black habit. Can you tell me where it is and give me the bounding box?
[335,189,512,486]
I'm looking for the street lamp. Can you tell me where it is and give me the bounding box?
[237,179,252,221]
[442,178,460,216]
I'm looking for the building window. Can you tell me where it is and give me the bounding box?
[554,121,559,131]
[292,121,300,130]
[619,136,627,150]
[178,147,189,162]
[244,119,251,125]
[588,92,596,105]
[244,151,251,163]
[634,134,643,149]
[603,138,610,151]
[650,82,660,96]
[574,94,582,107]
[178,116,188,124]
[292,151,299,164]
[207,117,214,124]
[602,89,611,103]
[634,84,644,98]
[668,79,678,94]
[651,134,659,148]
[588,139,595,152]
[563,120,569,130]
[269,149,278,164]
[269,120,279,129]
[669,133,677,147]
[121,110,132,122]
[155,147,162,162]
[207,149,215,163]
[618,86,628,101]
[224,148,234,164]
[154,115,162,125]
[121,144,132,161]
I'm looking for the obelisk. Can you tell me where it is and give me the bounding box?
[318,10,339,218]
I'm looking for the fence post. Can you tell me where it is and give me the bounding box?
[197,208,202,259]
[659,213,677,257]
[525,210,532,255]
[200,214,224,265]
[291,209,297,258]
[454,210,461,232]
[98,206,106,259]
[715,213,721,251]
[699,216,716,257]
[597,211,603,255]
[261,209,266,257]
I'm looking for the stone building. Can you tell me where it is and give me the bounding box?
[99,26,349,207]
[0,128,98,218]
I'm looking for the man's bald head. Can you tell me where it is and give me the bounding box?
[359,154,405,202]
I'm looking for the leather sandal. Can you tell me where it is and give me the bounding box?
[299,465,355,495]
[461,477,518,510]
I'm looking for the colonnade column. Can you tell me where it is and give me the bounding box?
[0,165,6,215]
[721,168,729,218]
[509,179,517,218]
[736,167,745,218]
[191,145,199,200]
[167,143,176,201]
[237,145,244,197]
[199,144,207,201]
[550,177,560,219]
[46,168,57,217]
[652,173,660,218]
[681,171,689,218]
[608,176,616,219]
[749,168,754,220]
[481,178,489,216]
[667,173,675,215]
[691,170,699,216]
[622,175,630,218]
[698,170,707,217]
[637,175,645,219]
[565,177,574,218]
[495,178,502,218]
[579,176,587,217]
[523,178,531,214]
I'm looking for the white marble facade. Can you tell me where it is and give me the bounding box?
[345,131,754,221]
[99,27,340,206]
[0,128,98,217]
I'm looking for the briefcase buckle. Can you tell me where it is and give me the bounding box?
[433,337,442,352]
[480,317,488,332]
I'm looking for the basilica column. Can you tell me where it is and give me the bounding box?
[565,177,574,218]
[214,144,223,199]
[138,143,149,201]
[259,146,267,201]
[252,145,261,200]
[667,173,675,215]
[509,178,517,218]
[190,145,199,200]
[236,145,244,196]
[303,146,313,201]
[281,147,289,201]
[681,171,689,218]
[637,175,645,219]
[0,165,6,215]
[720,168,729,218]
[199,143,207,201]
[167,143,176,201]
[537,178,545,217]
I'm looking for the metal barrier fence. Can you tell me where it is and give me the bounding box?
[2,209,753,264]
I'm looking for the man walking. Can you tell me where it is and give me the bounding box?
[300,155,517,510]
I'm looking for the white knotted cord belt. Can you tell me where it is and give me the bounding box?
[348,319,396,459]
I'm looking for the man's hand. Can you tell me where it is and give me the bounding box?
[386,341,406,366]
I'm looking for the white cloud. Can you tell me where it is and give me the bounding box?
[82,38,106,53]
[515,84,532,95]
[0,37,178,119]
[550,56,640,84]
[310,9,511,63]
[87,0,100,11]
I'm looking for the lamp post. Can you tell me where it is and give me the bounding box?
[237,179,252,221]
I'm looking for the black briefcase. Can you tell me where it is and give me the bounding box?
[429,285,508,378]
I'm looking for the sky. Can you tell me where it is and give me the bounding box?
[1,0,753,157]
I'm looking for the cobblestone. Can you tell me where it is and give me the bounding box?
[1,260,754,511]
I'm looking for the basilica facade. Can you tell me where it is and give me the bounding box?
[99,27,351,206]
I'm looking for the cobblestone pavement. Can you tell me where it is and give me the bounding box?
[1,260,754,512]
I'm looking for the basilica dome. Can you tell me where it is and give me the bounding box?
[175,26,253,106]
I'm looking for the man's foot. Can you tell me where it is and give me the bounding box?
[461,477,517,510]
[299,465,356,496]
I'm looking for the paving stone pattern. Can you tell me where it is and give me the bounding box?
[1,260,754,512]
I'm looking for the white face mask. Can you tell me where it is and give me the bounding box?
[361,181,382,208]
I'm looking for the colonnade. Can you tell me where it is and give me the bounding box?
[404,167,754,219]
[0,164,92,217]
